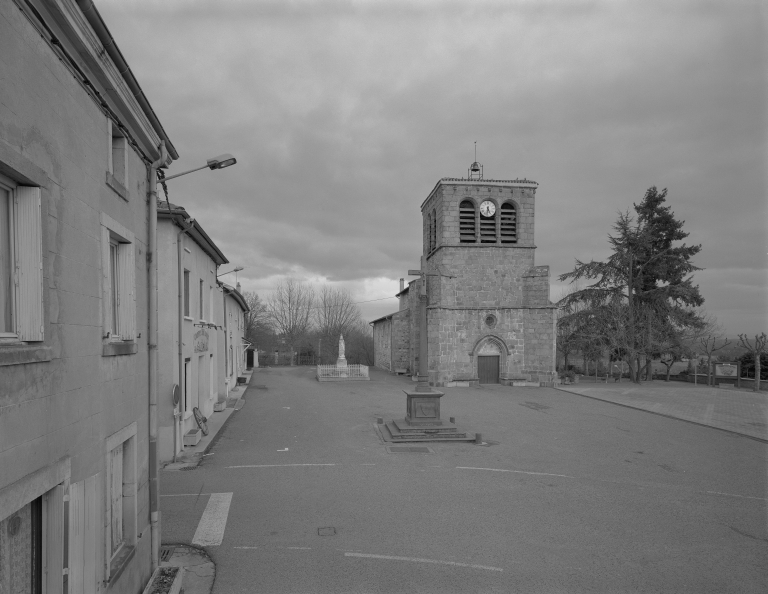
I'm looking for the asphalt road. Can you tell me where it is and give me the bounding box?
[160,366,768,593]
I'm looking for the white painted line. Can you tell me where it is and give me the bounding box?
[225,464,336,468]
[160,493,213,497]
[192,492,233,547]
[234,546,259,549]
[457,467,574,478]
[344,552,503,572]
[706,491,768,501]
[277,448,289,451]
[287,547,312,550]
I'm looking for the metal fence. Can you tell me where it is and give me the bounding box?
[316,364,370,382]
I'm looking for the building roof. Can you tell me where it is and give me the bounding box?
[421,177,538,210]
[369,312,396,325]
[157,200,229,266]
[220,282,249,313]
[78,1,178,160]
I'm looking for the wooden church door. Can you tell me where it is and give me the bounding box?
[478,356,499,384]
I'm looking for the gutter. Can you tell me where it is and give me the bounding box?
[76,0,179,160]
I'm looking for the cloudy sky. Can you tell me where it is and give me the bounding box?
[98,0,766,335]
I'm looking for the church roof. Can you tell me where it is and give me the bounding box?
[421,177,538,209]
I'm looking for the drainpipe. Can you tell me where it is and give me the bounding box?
[176,218,196,460]
[148,141,167,572]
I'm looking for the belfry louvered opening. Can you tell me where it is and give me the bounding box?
[479,204,496,243]
[459,200,476,243]
[500,202,517,243]
[429,210,437,252]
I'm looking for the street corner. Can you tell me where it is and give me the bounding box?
[161,544,215,594]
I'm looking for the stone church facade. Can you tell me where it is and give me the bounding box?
[372,171,557,387]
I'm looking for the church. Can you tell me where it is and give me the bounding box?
[371,162,557,387]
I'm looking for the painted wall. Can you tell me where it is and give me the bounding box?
[0,1,165,591]
[157,219,222,463]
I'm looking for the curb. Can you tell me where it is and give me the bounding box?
[554,386,768,444]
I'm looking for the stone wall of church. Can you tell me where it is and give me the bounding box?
[523,307,558,380]
[427,307,527,386]
[373,317,392,371]
[427,246,536,308]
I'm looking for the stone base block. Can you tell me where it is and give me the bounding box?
[213,401,226,412]
[183,429,201,446]
[383,420,476,442]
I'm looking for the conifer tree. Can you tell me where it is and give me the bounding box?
[559,187,704,383]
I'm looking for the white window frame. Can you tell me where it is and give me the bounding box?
[100,214,135,342]
[0,172,43,342]
[199,278,204,321]
[107,119,128,190]
[105,422,137,581]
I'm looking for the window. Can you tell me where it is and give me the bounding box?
[106,119,128,199]
[459,200,476,243]
[500,202,517,244]
[0,174,43,341]
[183,270,190,318]
[209,286,214,323]
[428,210,437,252]
[199,279,204,320]
[105,423,137,581]
[0,497,43,593]
[101,214,135,341]
[184,358,191,415]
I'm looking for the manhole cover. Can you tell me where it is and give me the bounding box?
[318,527,336,536]
[386,446,434,454]
[160,546,176,562]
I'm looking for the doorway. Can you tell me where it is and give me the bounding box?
[478,355,500,384]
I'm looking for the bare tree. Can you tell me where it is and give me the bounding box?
[267,278,315,365]
[737,333,767,392]
[314,286,362,363]
[242,291,270,349]
[697,315,731,386]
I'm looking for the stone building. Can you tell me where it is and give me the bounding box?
[0,1,177,592]
[372,166,557,386]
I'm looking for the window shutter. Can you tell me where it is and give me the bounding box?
[14,186,43,341]
[43,485,66,594]
[68,481,84,594]
[117,243,134,339]
[110,444,123,555]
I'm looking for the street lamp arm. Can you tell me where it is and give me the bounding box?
[161,163,210,182]
[160,153,237,182]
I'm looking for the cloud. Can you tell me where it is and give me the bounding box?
[98,0,766,333]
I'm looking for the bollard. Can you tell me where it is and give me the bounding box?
[449,417,455,424]
[475,433,483,444]
[376,417,383,425]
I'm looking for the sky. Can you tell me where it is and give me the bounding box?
[97,0,766,336]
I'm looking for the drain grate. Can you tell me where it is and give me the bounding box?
[386,446,434,454]
[179,465,198,471]
[160,546,176,562]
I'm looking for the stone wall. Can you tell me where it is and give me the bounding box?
[373,317,392,370]
[523,307,558,381]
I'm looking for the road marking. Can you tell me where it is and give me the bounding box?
[457,467,574,478]
[225,464,337,468]
[706,491,768,501]
[234,546,259,549]
[192,492,233,546]
[287,547,312,550]
[344,552,503,572]
[160,493,213,497]
[277,448,289,451]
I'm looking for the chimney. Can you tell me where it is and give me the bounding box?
[399,278,404,292]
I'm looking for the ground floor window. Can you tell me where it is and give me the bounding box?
[0,497,43,594]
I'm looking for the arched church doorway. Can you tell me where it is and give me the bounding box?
[476,338,503,384]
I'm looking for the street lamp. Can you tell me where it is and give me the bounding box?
[217,266,244,278]
[161,153,237,182]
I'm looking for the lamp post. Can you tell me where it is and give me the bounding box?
[217,266,244,278]
[148,150,236,571]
